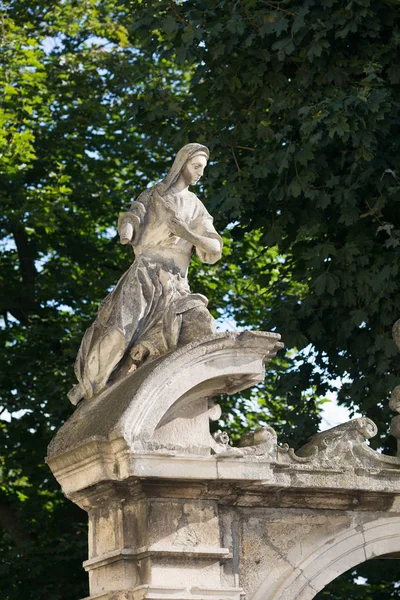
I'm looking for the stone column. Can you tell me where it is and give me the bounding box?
[73,481,238,600]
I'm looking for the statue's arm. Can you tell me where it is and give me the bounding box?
[117,201,146,246]
[169,216,222,264]
[118,213,139,245]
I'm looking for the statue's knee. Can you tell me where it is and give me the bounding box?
[179,307,216,346]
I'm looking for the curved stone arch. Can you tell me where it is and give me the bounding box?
[47,331,283,472]
[116,331,283,450]
[252,516,400,600]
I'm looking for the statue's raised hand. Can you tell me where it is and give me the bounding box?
[169,216,190,239]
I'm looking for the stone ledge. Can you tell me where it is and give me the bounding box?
[50,447,400,501]
[61,457,400,517]
[83,546,231,571]
[81,584,244,600]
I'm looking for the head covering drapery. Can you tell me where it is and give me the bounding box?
[122,143,210,246]
[134,143,210,217]
[155,143,210,195]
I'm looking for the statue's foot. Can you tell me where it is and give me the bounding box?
[127,343,150,371]
[130,343,150,364]
[113,344,150,380]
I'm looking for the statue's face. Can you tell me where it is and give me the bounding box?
[181,154,207,186]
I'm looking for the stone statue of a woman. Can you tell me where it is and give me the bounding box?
[68,143,222,404]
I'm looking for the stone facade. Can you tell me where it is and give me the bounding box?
[47,332,400,599]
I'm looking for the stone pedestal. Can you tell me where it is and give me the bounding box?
[47,332,400,600]
[77,481,240,600]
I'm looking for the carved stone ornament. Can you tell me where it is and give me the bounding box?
[390,318,400,456]
[68,143,223,405]
[393,318,400,351]
[47,148,400,600]
[295,418,378,467]
[48,330,285,491]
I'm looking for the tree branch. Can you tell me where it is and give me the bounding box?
[11,222,38,288]
[231,145,241,172]
[7,221,39,323]
[0,502,32,548]
[261,1,296,16]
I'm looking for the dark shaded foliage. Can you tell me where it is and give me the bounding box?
[1,1,399,597]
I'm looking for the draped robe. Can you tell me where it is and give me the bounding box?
[71,186,222,401]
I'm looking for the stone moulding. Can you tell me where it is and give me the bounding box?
[47,331,284,494]
[47,331,400,501]
[83,545,231,571]
[46,327,400,600]
[81,586,244,600]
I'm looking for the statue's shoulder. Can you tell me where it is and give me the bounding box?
[188,192,213,220]
[133,187,153,207]
[186,190,206,210]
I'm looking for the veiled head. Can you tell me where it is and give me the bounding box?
[159,143,210,193]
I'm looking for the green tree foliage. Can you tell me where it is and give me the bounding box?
[0,1,183,597]
[130,0,400,449]
[0,0,399,598]
[315,558,400,599]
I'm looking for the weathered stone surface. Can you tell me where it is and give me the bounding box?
[251,513,400,600]
[295,417,378,467]
[72,477,400,600]
[47,329,400,600]
[69,143,223,404]
[47,331,284,495]
[389,319,400,458]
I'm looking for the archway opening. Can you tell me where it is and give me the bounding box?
[314,556,400,599]
[252,516,400,600]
